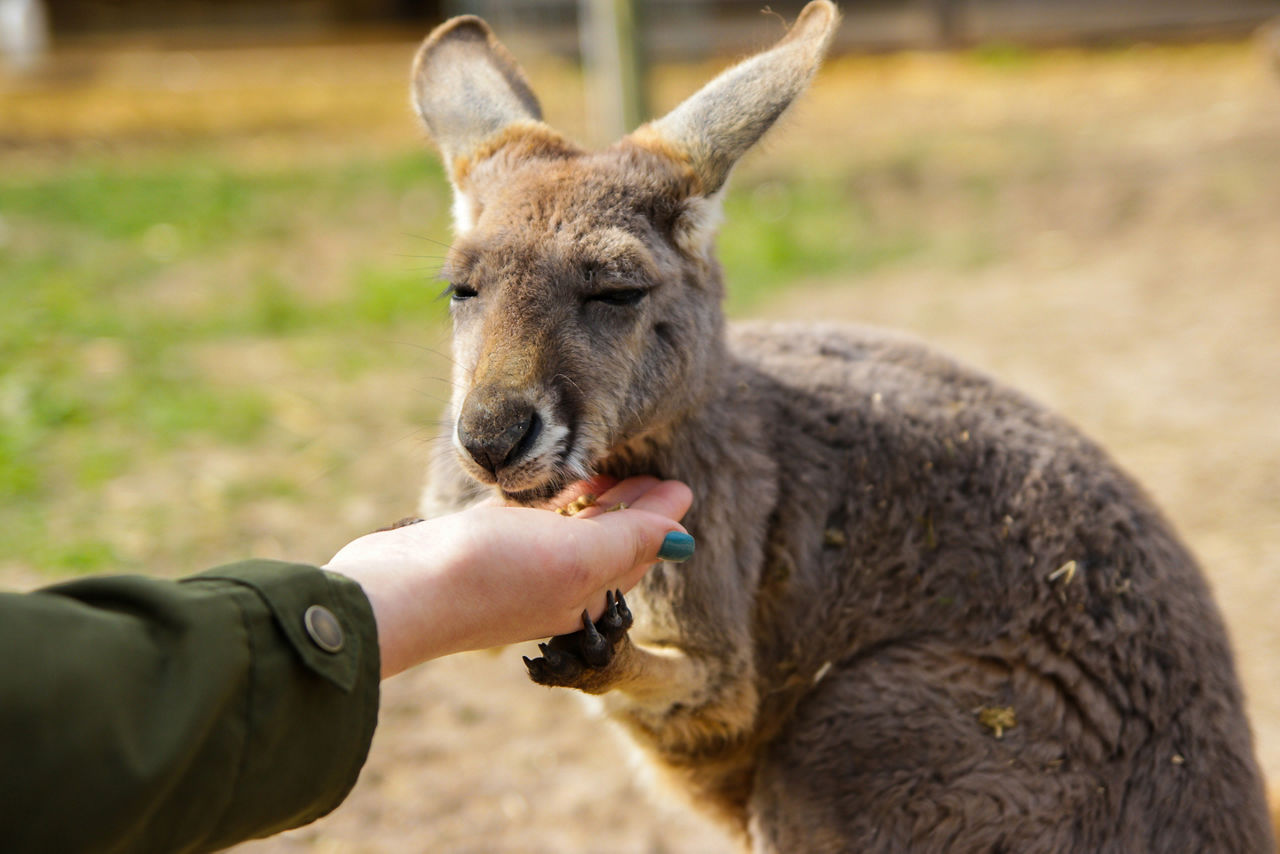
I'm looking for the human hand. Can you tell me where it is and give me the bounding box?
[324,477,693,678]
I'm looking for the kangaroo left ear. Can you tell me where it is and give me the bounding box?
[630,1,839,197]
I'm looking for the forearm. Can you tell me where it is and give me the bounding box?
[0,560,379,853]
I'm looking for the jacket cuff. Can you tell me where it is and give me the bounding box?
[185,559,380,846]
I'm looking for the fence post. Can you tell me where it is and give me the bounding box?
[0,0,49,72]
[933,0,963,47]
[579,0,647,144]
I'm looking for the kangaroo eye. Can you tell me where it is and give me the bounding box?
[449,283,478,302]
[589,288,647,307]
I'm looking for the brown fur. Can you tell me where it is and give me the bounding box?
[410,4,1273,850]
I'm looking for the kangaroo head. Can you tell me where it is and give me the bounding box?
[411,2,838,502]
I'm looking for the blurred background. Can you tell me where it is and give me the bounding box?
[2,1,1279,851]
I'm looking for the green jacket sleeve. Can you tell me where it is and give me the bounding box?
[0,559,380,853]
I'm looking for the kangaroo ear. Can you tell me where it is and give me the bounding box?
[633,0,838,196]
[412,16,541,168]
[411,16,568,232]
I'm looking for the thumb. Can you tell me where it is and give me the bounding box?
[588,515,695,594]
[609,479,694,576]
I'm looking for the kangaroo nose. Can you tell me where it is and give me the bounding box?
[457,394,542,476]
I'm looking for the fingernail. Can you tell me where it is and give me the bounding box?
[658,531,696,562]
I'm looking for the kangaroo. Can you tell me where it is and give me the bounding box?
[409,3,1273,850]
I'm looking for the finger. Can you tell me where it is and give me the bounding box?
[616,479,693,522]
[573,475,662,518]
[571,481,693,591]
[563,489,695,622]
[601,516,677,595]
[592,503,693,580]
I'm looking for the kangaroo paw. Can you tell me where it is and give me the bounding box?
[524,589,632,688]
[522,642,584,684]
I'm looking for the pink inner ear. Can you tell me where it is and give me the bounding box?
[410,14,543,170]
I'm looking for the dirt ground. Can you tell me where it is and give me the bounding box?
[4,34,1278,853]
[233,41,1280,854]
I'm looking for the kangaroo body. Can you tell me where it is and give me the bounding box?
[411,4,1272,850]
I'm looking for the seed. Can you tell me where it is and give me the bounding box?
[977,705,1017,739]
[1048,560,1077,585]
[556,494,598,516]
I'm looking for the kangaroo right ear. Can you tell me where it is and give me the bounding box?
[411,16,567,232]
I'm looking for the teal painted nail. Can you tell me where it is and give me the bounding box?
[658,532,696,562]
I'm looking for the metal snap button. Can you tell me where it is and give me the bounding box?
[303,605,344,653]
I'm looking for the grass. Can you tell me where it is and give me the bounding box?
[5,36,1280,826]
[8,37,1137,575]
[1,139,1002,573]
[0,149,464,572]
[720,176,927,309]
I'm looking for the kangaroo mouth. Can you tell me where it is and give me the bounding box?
[489,447,582,506]
[452,382,598,505]
[499,479,566,505]
[471,424,585,506]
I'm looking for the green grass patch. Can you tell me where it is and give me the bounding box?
[0,148,458,572]
[718,167,1000,312]
[0,139,1007,575]
[346,264,451,327]
[969,42,1035,70]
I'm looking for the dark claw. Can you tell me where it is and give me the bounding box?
[523,593,633,686]
[537,641,562,667]
[523,655,547,681]
[614,589,632,628]
[536,642,583,681]
[581,609,611,668]
[598,590,624,637]
[598,589,633,642]
[526,646,581,684]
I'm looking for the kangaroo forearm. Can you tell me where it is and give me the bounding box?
[605,642,761,754]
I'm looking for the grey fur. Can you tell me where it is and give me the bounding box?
[411,3,1272,850]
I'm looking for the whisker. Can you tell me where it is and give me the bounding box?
[553,372,587,399]
[384,338,460,366]
[402,233,481,266]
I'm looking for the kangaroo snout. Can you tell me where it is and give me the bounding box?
[456,389,542,478]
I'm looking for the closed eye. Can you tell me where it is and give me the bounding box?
[448,283,478,302]
[588,288,647,307]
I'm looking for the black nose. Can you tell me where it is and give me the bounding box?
[457,395,542,476]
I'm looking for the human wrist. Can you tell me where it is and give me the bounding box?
[324,519,465,678]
